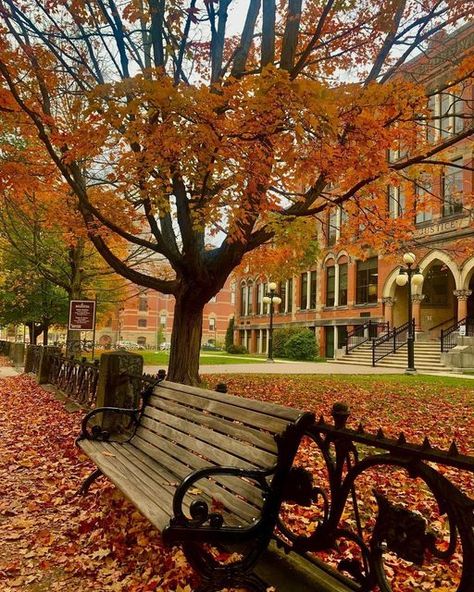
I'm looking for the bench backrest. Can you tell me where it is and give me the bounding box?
[131,380,311,524]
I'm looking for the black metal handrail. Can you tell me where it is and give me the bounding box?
[372,320,413,366]
[441,317,474,352]
[345,321,389,354]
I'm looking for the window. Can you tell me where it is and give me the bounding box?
[326,266,335,307]
[230,282,236,305]
[356,258,378,304]
[138,318,147,328]
[428,92,464,142]
[300,272,316,310]
[442,159,463,217]
[247,282,254,315]
[300,272,308,310]
[160,314,167,328]
[388,186,405,218]
[279,281,286,313]
[240,285,247,316]
[415,178,433,224]
[137,336,146,346]
[256,283,263,315]
[338,263,348,306]
[328,209,338,246]
[309,271,317,309]
[209,317,216,331]
[138,297,148,312]
[287,278,293,313]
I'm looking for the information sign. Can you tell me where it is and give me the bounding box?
[69,300,96,331]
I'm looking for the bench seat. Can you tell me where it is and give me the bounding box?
[77,380,314,591]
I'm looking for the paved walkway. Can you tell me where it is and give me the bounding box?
[144,360,474,379]
[144,361,406,375]
[0,365,18,378]
[1,359,473,380]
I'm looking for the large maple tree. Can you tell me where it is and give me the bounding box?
[0,1,472,383]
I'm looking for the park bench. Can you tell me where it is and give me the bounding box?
[77,379,314,592]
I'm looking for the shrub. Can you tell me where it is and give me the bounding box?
[284,330,316,361]
[225,317,235,352]
[226,344,248,354]
[272,326,302,357]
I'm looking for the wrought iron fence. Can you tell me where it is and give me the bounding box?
[277,402,474,592]
[441,317,474,352]
[345,321,389,354]
[48,354,100,407]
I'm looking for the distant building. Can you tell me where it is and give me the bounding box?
[235,24,474,358]
[96,278,236,349]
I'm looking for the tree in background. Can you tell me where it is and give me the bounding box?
[0,190,127,347]
[0,243,69,343]
[225,317,235,352]
[0,1,472,383]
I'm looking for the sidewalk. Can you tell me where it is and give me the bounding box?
[144,360,406,375]
[144,360,474,379]
[0,365,18,378]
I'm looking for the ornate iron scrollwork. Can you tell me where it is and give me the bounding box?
[371,490,434,565]
[276,402,474,592]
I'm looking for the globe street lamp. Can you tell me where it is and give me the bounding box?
[263,282,282,362]
[395,252,424,374]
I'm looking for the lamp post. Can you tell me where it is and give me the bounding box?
[262,282,282,362]
[395,252,424,374]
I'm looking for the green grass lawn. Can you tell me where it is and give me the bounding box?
[89,349,326,365]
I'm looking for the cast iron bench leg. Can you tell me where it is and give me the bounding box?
[79,468,103,495]
[196,572,268,592]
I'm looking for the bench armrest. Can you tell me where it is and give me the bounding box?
[77,407,140,443]
[163,463,275,547]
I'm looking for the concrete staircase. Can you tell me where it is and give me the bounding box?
[331,340,447,371]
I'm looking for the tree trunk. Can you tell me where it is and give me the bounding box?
[42,320,49,346]
[167,291,204,385]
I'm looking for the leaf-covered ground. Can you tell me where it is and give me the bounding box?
[0,372,473,591]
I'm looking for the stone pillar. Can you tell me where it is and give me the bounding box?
[24,345,38,373]
[37,346,61,384]
[96,351,144,409]
[95,351,144,434]
[411,294,425,331]
[454,290,472,320]
[382,297,396,327]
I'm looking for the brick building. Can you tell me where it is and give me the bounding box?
[97,278,236,349]
[235,24,474,358]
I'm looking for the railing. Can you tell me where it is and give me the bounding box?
[277,402,474,592]
[372,320,413,366]
[48,354,100,407]
[345,321,389,354]
[441,317,474,352]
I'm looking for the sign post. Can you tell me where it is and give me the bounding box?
[68,300,97,359]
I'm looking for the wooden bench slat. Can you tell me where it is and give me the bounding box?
[121,441,259,524]
[133,430,266,509]
[80,440,171,531]
[148,395,277,453]
[143,406,277,468]
[154,386,292,433]
[158,381,303,422]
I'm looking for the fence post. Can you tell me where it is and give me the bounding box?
[24,345,38,373]
[37,346,61,384]
[95,351,144,433]
[11,343,25,369]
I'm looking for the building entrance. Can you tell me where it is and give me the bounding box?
[420,264,456,336]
